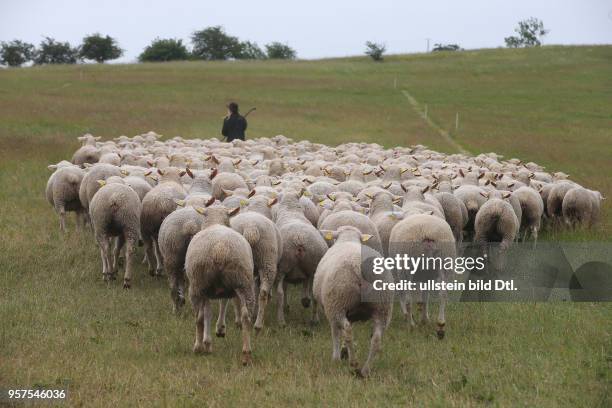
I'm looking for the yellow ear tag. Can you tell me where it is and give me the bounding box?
[324,232,333,240]
[303,191,312,197]
[240,199,249,206]
[97,180,106,187]
[389,213,396,220]
[195,207,206,215]
[361,235,372,242]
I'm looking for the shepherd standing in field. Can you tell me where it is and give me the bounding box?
[222,102,248,142]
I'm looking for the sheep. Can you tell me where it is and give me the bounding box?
[319,210,384,255]
[274,191,328,326]
[72,145,101,167]
[211,171,248,201]
[78,163,122,212]
[140,167,190,276]
[89,177,141,288]
[230,209,281,332]
[123,176,152,202]
[546,181,576,227]
[401,185,445,219]
[185,205,256,365]
[367,191,402,256]
[158,197,214,313]
[474,190,519,272]
[587,190,605,226]
[433,191,466,248]
[453,184,487,237]
[562,187,594,229]
[46,164,86,232]
[389,214,456,338]
[314,226,393,377]
[512,186,544,246]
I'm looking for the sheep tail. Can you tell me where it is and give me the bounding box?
[242,224,260,246]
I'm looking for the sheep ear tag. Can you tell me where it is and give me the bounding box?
[195,207,206,215]
[97,180,106,187]
[240,199,249,206]
[302,190,312,197]
[228,207,240,217]
[174,199,186,207]
[361,234,372,242]
[324,232,334,241]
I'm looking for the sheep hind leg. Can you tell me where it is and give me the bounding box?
[532,226,538,250]
[123,240,136,289]
[254,280,270,333]
[193,298,212,354]
[276,274,287,327]
[398,289,416,328]
[143,237,156,276]
[309,277,319,325]
[301,277,312,308]
[153,238,164,276]
[215,299,228,337]
[341,317,358,370]
[358,318,384,378]
[235,289,253,366]
[232,297,242,328]
[112,235,125,280]
[57,205,67,232]
[331,318,343,361]
[167,265,183,312]
[436,277,448,340]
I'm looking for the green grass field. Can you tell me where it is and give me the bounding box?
[1,46,611,406]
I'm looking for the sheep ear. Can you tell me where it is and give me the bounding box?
[233,159,242,166]
[320,230,336,241]
[157,168,164,176]
[174,199,186,207]
[458,169,465,177]
[97,180,106,187]
[383,182,392,189]
[491,181,497,187]
[248,189,256,198]
[95,136,101,141]
[209,168,218,180]
[211,155,220,164]
[327,193,336,201]
[204,155,211,161]
[508,182,515,187]
[179,171,186,177]
[392,196,402,204]
[503,192,512,199]
[223,189,233,197]
[399,167,408,174]
[144,170,152,176]
[401,184,407,192]
[147,160,154,167]
[363,169,373,175]
[427,210,434,216]
[365,192,374,199]
[228,207,240,217]
[271,180,281,186]
[422,185,430,194]
[361,234,373,242]
[451,174,457,179]
[480,191,489,198]
[379,165,386,172]
[267,198,278,207]
[48,164,57,171]
[205,197,216,207]
[478,173,485,179]
[251,160,259,165]
[344,171,350,176]
[186,168,194,178]
[195,207,207,215]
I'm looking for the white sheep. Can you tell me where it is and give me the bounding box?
[314,226,393,377]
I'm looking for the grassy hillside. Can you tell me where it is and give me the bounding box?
[0,46,610,406]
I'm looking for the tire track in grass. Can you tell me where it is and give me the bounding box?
[401,90,469,155]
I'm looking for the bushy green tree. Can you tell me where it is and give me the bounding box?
[505,18,549,48]
[365,41,385,61]
[34,37,79,65]
[432,43,461,52]
[139,38,190,62]
[191,26,242,60]
[0,40,35,67]
[236,41,266,60]
[79,33,123,63]
[265,42,296,59]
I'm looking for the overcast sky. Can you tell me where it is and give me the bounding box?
[1,0,610,62]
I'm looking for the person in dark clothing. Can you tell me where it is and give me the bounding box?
[221,102,247,142]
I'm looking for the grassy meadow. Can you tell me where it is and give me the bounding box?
[0,45,611,406]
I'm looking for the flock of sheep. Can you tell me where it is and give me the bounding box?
[46,131,604,377]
